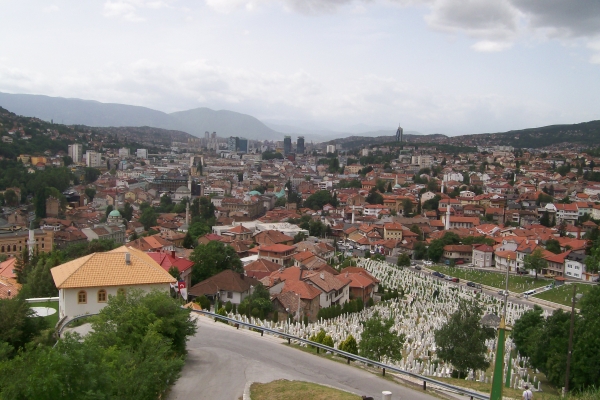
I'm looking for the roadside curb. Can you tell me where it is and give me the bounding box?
[243,381,252,400]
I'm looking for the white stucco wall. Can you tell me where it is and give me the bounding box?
[59,283,170,319]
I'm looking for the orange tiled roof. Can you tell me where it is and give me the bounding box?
[51,246,176,289]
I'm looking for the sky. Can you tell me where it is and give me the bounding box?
[0,0,599,136]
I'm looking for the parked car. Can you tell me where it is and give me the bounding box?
[451,277,460,283]
[466,281,482,289]
[498,290,508,296]
[466,264,474,268]
[444,275,452,281]
[423,261,433,266]
[432,271,443,278]
[414,265,422,270]
[456,259,464,265]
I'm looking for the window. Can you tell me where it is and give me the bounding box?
[227,291,233,299]
[78,290,87,304]
[97,289,107,303]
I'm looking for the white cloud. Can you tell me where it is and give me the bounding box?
[471,40,513,52]
[102,0,175,21]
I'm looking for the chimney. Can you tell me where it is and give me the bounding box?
[125,252,131,265]
[171,250,175,258]
[320,272,324,280]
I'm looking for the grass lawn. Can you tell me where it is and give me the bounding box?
[429,265,549,293]
[250,380,360,400]
[533,284,596,308]
[435,376,561,400]
[29,300,59,328]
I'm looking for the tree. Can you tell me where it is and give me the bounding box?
[3,189,18,206]
[358,311,405,362]
[410,224,422,238]
[397,253,411,267]
[413,241,427,260]
[585,238,600,274]
[557,220,568,237]
[293,232,307,244]
[168,266,181,280]
[0,297,48,359]
[303,190,333,210]
[366,188,383,205]
[121,202,134,222]
[402,199,413,217]
[91,289,196,356]
[83,167,101,184]
[339,334,358,355]
[386,182,392,193]
[571,285,600,390]
[512,305,544,359]
[182,232,194,249]
[540,210,552,227]
[139,207,157,231]
[523,248,547,279]
[62,155,73,166]
[189,241,243,285]
[434,300,494,378]
[545,239,561,254]
[84,187,96,200]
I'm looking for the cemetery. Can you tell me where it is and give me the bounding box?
[223,258,564,398]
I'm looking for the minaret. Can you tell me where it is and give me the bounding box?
[441,180,445,194]
[352,205,355,224]
[27,221,35,258]
[187,175,192,191]
[445,206,451,230]
[185,201,190,226]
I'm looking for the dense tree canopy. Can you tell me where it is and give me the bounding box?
[359,311,405,362]
[434,301,494,378]
[190,241,243,285]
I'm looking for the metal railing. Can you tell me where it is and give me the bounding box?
[191,309,489,400]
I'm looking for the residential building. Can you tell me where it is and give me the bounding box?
[85,151,103,168]
[50,246,175,321]
[68,144,82,163]
[258,244,296,267]
[472,244,494,268]
[136,149,148,159]
[443,245,473,264]
[188,269,259,305]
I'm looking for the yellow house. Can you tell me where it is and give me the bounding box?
[383,222,403,240]
[51,246,176,322]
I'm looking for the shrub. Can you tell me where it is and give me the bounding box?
[340,335,358,355]
[195,295,211,310]
[272,310,279,323]
[238,302,247,315]
[367,297,374,307]
[225,301,233,313]
[322,335,334,348]
[251,307,260,318]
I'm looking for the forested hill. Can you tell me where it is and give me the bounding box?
[457,120,600,148]
[0,106,194,159]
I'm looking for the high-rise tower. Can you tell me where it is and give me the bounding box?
[297,136,305,154]
[396,124,403,142]
[283,136,292,155]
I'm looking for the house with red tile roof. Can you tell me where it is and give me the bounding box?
[257,244,296,267]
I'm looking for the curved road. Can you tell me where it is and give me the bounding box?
[168,315,440,400]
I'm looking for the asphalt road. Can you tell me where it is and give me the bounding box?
[168,315,440,400]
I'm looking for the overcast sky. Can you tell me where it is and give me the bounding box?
[1,0,599,135]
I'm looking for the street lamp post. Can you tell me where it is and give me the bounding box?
[490,254,511,400]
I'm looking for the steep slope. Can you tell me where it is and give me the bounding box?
[168,108,279,140]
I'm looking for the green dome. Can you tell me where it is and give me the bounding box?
[108,210,121,217]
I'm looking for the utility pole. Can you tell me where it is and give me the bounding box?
[565,284,577,393]
[491,254,511,400]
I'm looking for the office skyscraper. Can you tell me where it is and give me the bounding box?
[283,135,292,155]
[297,136,305,154]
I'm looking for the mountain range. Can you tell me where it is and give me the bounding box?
[0,91,598,148]
[0,92,280,141]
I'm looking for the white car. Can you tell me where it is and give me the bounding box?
[423,261,433,266]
